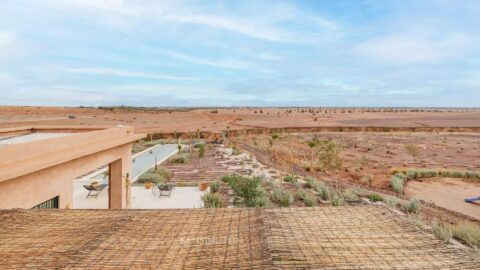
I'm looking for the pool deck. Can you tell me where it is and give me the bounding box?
[74,186,205,209]
[73,144,183,209]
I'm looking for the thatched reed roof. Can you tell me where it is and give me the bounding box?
[0,206,477,269]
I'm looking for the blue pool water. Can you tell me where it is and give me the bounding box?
[131,144,178,180]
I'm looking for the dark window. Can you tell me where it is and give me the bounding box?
[33,196,59,209]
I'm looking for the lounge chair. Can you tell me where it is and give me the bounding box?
[83,184,108,198]
[464,196,480,203]
[157,183,175,197]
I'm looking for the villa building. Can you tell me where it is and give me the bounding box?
[0,126,144,209]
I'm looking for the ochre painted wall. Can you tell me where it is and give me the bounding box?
[0,144,132,209]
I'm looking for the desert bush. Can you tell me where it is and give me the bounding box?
[296,189,307,201]
[136,167,171,184]
[341,188,359,202]
[367,194,384,202]
[271,187,294,207]
[144,139,165,147]
[137,171,159,184]
[390,175,405,193]
[406,170,416,180]
[384,195,405,209]
[303,193,317,207]
[210,181,220,193]
[223,175,266,207]
[405,169,438,180]
[283,174,298,183]
[170,153,191,163]
[202,193,223,208]
[315,182,331,201]
[317,139,343,173]
[304,177,319,189]
[408,214,426,229]
[451,222,480,248]
[392,168,480,181]
[464,171,480,179]
[405,199,421,214]
[405,143,419,163]
[432,219,452,243]
[331,193,345,206]
[132,143,148,153]
[361,174,374,187]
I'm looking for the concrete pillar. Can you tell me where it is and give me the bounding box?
[108,155,131,209]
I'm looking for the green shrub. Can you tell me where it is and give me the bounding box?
[271,188,294,207]
[405,199,421,214]
[451,222,480,248]
[283,174,298,183]
[136,167,171,184]
[202,193,223,208]
[405,169,438,180]
[341,188,359,202]
[137,172,159,184]
[384,195,402,208]
[296,189,307,201]
[432,219,452,243]
[367,194,384,202]
[315,182,331,201]
[452,171,464,178]
[304,178,319,189]
[390,175,405,193]
[331,193,345,206]
[210,181,220,193]
[223,175,266,207]
[232,148,242,155]
[143,139,165,147]
[464,171,480,179]
[395,172,407,181]
[170,153,191,163]
[132,143,148,153]
[303,193,317,207]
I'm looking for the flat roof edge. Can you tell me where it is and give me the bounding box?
[0,126,145,182]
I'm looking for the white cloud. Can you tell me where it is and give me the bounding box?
[161,14,290,42]
[0,31,15,49]
[0,30,19,60]
[29,1,339,43]
[66,67,195,81]
[44,0,142,16]
[156,49,252,70]
[355,34,471,65]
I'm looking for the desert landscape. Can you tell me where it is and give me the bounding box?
[7,106,477,237]
[1,106,480,132]
[2,1,480,267]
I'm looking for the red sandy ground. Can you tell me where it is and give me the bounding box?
[1,106,479,221]
[1,106,480,132]
[405,178,480,220]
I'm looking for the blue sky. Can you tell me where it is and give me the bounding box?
[0,0,479,107]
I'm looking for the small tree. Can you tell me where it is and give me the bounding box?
[405,144,419,164]
[198,144,205,168]
[359,155,373,187]
[177,144,182,154]
[189,132,193,154]
[317,139,343,189]
[307,138,319,168]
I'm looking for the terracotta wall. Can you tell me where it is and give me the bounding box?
[0,144,132,209]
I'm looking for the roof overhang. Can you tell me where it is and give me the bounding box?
[0,126,145,182]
